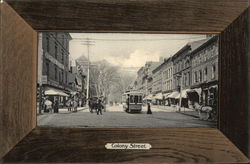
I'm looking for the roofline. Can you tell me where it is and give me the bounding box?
[171,44,190,60]
[152,57,173,73]
[190,36,219,56]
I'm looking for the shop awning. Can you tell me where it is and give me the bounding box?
[167,91,179,99]
[192,88,202,96]
[163,93,171,98]
[154,93,163,99]
[181,89,193,98]
[45,88,69,97]
[143,94,153,100]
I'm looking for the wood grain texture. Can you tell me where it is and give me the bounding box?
[4,0,250,32]
[2,127,250,163]
[0,2,37,158]
[220,7,250,157]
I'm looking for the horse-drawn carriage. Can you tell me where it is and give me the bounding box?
[88,96,105,113]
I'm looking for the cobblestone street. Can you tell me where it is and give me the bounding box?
[38,105,216,128]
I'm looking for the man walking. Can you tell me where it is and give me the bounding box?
[96,99,103,115]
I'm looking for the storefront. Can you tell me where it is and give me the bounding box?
[167,91,179,105]
[44,87,69,108]
[200,81,218,107]
[186,88,201,108]
[154,92,163,105]
[163,93,171,106]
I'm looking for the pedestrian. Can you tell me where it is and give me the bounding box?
[54,99,59,113]
[147,101,152,114]
[96,99,103,115]
[67,99,72,111]
[73,100,78,112]
[44,98,52,113]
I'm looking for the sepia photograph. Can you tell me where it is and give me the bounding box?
[37,33,218,128]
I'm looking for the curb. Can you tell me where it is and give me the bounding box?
[177,111,200,118]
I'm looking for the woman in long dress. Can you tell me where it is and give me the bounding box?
[147,101,152,114]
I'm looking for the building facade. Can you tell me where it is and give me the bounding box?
[152,57,173,105]
[161,57,174,94]
[40,32,72,89]
[144,61,160,95]
[37,32,85,110]
[128,35,219,109]
[190,36,219,107]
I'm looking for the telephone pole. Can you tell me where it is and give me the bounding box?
[81,38,95,108]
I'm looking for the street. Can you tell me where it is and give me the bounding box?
[38,105,216,128]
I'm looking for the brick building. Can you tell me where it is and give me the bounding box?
[144,61,160,95]
[152,57,173,104]
[38,32,73,108]
[190,35,219,107]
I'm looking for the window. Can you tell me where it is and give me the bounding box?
[62,35,65,46]
[195,71,198,83]
[199,54,202,64]
[55,65,58,80]
[138,96,142,103]
[199,70,202,82]
[212,64,216,79]
[55,44,58,59]
[183,73,186,86]
[204,68,207,81]
[62,50,64,64]
[62,71,64,84]
[186,60,189,68]
[65,72,68,85]
[130,95,134,103]
[46,37,50,52]
[58,70,61,84]
[46,60,50,77]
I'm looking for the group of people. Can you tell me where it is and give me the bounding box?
[66,99,78,112]
[89,97,105,115]
[43,98,59,113]
[41,97,79,114]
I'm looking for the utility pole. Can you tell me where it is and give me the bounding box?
[81,38,95,108]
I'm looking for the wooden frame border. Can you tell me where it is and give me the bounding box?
[1,0,250,163]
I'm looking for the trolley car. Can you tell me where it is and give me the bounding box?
[122,91,143,113]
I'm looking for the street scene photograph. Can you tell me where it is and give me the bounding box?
[37,33,218,128]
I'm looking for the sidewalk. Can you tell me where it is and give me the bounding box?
[151,104,200,118]
[37,106,88,115]
[178,108,200,118]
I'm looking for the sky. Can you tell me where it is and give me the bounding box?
[69,33,207,68]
